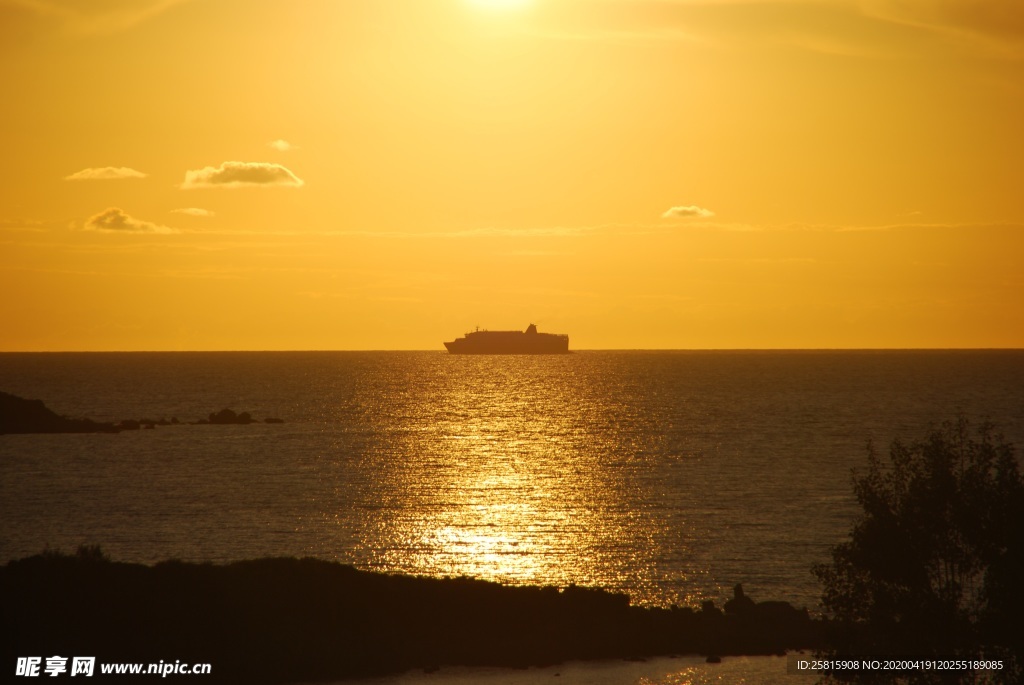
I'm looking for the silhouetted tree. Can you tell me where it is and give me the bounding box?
[814,417,1023,684]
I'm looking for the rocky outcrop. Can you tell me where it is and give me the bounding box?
[1,391,284,433]
[205,408,255,425]
[195,408,284,425]
[0,391,118,434]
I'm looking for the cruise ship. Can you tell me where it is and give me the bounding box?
[444,324,569,354]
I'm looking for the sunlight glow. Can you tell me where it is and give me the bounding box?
[465,0,532,11]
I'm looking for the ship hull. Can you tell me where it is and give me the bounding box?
[444,326,569,354]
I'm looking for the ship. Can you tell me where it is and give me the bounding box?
[444,324,569,354]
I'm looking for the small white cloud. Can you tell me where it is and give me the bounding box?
[84,207,177,234]
[662,205,715,219]
[268,139,296,152]
[171,207,215,217]
[181,161,304,189]
[65,167,148,181]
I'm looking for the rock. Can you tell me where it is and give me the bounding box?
[208,409,254,425]
[0,391,119,434]
[724,583,756,617]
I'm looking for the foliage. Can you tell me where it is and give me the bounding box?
[814,417,1024,684]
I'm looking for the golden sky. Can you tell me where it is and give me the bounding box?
[2,0,1022,350]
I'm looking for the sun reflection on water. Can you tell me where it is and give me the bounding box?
[332,355,708,607]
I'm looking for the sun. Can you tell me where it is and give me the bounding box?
[465,0,532,10]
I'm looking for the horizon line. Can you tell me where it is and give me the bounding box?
[2,347,1023,354]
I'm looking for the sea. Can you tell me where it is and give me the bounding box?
[2,350,1023,684]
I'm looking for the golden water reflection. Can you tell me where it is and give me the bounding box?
[336,355,710,607]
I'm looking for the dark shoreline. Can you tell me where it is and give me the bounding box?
[3,549,822,684]
[0,390,282,434]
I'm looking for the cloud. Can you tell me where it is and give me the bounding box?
[84,207,177,234]
[171,207,215,217]
[662,205,715,219]
[64,167,147,181]
[181,161,305,189]
[268,139,296,152]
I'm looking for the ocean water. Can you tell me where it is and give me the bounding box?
[2,350,1023,615]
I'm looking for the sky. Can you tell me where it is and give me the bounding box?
[2,0,1023,351]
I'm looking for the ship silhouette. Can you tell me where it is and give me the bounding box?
[444,324,569,354]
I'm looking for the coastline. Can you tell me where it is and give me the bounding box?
[3,550,821,684]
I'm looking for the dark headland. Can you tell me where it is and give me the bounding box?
[2,549,822,684]
[0,391,282,433]
[0,390,120,434]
